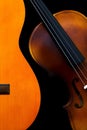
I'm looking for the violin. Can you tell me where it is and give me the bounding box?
[0,0,41,129]
[29,0,87,129]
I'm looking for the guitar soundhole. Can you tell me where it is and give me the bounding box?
[0,84,10,95]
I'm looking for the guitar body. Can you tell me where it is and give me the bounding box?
[0,0,41,129]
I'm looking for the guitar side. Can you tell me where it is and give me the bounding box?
[0,0,41,129]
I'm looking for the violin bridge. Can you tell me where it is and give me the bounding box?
[84,85,87,89]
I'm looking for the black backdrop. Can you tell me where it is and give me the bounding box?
[19,0,87,129]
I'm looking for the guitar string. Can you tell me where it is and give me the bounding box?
[30,0,87,87]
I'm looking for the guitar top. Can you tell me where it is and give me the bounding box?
[0,0,41,129]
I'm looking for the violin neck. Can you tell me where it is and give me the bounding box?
[29,0,84,65]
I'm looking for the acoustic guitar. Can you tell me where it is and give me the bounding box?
[0,0,41,129]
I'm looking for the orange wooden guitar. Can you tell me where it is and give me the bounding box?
[0,0,41,129]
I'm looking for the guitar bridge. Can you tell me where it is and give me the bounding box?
[0,84,10,95]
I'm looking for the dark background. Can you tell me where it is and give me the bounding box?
[19,0,87,129]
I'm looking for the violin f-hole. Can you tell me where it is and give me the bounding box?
[72,78,83,108]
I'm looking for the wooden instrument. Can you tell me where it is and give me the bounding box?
[0,0,41,129]
[29,0,87,129]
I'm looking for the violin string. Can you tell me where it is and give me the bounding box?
[30,0,86,85]
[38,0,87,76]
[37,0,87,80]
[39,0,87,84]
[30,0,86,87]
[39,0,87,78]
[38,0,87,82]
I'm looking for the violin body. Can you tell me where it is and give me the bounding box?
[29,9,87,130]
[0,0,41,129]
